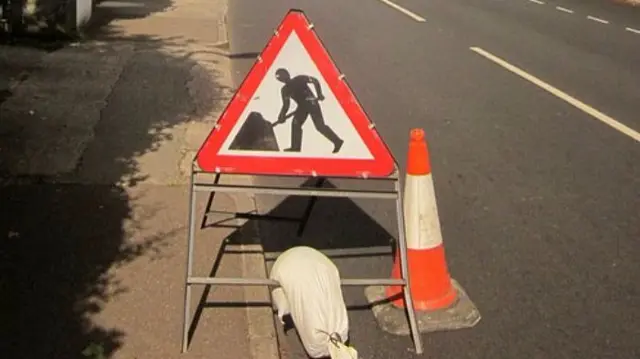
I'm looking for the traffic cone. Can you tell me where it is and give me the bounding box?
[364,128,481,337]
[385,128,457,310]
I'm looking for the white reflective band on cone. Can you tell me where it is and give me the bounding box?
[404,174,443,250]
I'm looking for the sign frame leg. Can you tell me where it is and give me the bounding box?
[394,178,423,354]
[181,170,198,353]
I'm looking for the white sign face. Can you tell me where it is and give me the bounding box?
[218,32,374,160]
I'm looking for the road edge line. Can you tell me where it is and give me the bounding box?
[378,0,427,22]
[470,47,640,143]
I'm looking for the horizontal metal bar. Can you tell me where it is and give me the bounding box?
[188,277,405,286]
[343,278,404,286]
[192,170,400,181]
[262,246,393,261]
[193,183,399,199]
[223,245,394,258]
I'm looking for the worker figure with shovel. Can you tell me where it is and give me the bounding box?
[272,68,344,153]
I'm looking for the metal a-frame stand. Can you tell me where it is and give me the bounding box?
[180,163,424,355]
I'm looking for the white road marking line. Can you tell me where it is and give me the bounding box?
[470,47,640,143]
[529,0,545,4]
[556,6,574,14]
[626,27,640,34]
[378,0,426,22]
[587,15,609,24]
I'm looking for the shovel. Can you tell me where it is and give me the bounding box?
[271,111,296,127]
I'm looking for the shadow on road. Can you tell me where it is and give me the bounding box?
[215,177,397,252]
[0,0,230,358]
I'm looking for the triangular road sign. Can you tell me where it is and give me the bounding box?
[195,9,396,178]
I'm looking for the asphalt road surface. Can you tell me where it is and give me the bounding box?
[227,0,640,358]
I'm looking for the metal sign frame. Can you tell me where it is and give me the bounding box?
[180,164,424,355]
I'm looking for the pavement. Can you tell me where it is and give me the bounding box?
[1,1,279,359]
[227,0,640,358]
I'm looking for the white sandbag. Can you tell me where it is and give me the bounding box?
[269,246,350,358]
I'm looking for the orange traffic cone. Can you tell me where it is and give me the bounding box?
[365,128,480,338]
[386,128,457,310]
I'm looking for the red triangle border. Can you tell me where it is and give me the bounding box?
[195,9,396,178]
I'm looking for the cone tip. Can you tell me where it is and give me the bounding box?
[410,128,425,142]
[407,128,430,175]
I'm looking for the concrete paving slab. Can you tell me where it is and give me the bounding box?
[89,184,253,359]
[1,1,281,358]
[0,43,134,176]
[0,183,254,359]
[0,46,45,96]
